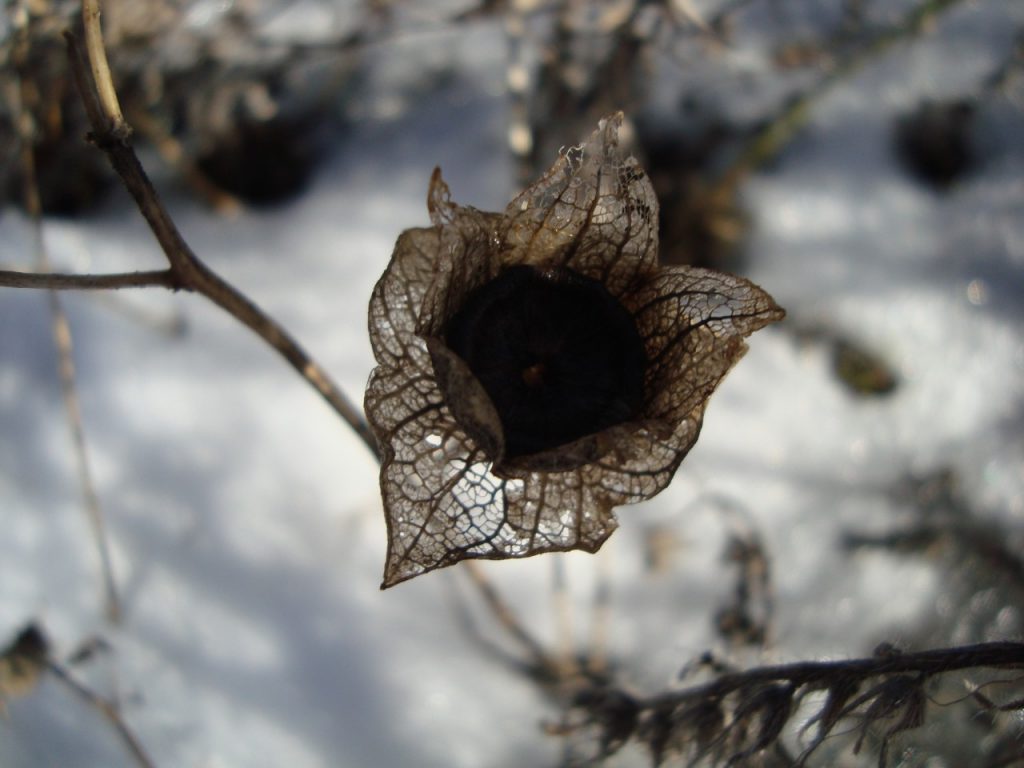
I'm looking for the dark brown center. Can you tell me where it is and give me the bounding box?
[444,265,646,459]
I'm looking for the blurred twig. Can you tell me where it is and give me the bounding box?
[0,2,380,461]
[844,466,1024,594]
[0,268,175,290]
[648,642,1024,708]
[552,558,579,679]
[562,642,1024,765]
[71,23,379,458]
[714,507,774,650]
[1,623,156,768]
[463,561,558,676]
[9,0,121,624]
[586,553,612,678]
[47,660,156,768]
[715,0,967,195]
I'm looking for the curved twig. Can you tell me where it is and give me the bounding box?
[60,29,379,461]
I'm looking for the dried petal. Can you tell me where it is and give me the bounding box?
[501,113,658,296]
[365,113,784,587]
[418,170,505,338]
[0,624,49,703]
[628,266,783,426]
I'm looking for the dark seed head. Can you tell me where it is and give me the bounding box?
[444,265,646,459]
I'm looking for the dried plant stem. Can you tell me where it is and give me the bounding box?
[46,661,156,768]
[552,558,579,678]
[9,3,121,624]
[646,641,1024,709]
[716,0,966,193]
[463,561,556,674]
[586,553,612,677]
[81,0,126,132]
[0,269,176,290]
[48,300,122,624]
[126,107,242,215]
[53,26,379,460]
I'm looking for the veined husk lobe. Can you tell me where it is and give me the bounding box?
[366,113,784,587]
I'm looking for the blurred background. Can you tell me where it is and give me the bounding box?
[1,1,1023,765]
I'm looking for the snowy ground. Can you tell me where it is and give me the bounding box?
[1,1,1023,766]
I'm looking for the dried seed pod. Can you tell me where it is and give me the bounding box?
[365,113,784,588]
[0,624,49,703]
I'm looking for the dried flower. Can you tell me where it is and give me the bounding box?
[365,113,784,588]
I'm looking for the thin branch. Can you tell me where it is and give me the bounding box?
[644,642,1024,710]
[62,29,380,461]
[0,269,177,291]
[552,557,579,679]
[2,625,154,766]
[81,0,127,133]
[47,661,157,768]
[463,561,557,676]
[558,641,1024,763]
[715,0,966,193]
[125,106,241,215]
[586,552,612,678]
[11,2,121,624]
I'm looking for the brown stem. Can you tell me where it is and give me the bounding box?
[47,661,157,768]
[62,32,379,461]
[0,269,177,291]
[11,5,121,624]
[645,641,1024,708]
[463,561,556,674]
[81,0,127,133]
[715,0,966,194]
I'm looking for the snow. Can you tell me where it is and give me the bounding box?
[2,1,1023,766]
